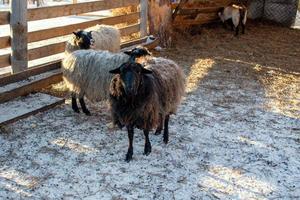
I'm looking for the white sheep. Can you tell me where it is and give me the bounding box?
[65,24,121,55]
[62,47,151,115]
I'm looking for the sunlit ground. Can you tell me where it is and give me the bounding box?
[1,21,299,199]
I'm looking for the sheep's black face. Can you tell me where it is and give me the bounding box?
[73,30,94,49]
[124,46,151,62]
[109,62,152,96]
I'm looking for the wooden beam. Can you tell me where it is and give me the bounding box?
[0,69,62,103]
[0,60,61,86]
[0,11,9,25]
[0,12,140,49]
[27,0,139,21]
[0,23,140,69]
[140,0,148,37]
[28,12,140,43]
[0,36,10,49]
[28,42,65,61]
[10,0,28,73]
[119,23,140,36]
[121,37,148,49]
[27,23,140,61]
[0,54,10,69]
[0,93,65,126]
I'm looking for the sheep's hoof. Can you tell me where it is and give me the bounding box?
[83,110,91,116]
[125,150,133,162]
[154,129,162,135]
[73,108,80,113]
[125,153,133,162]
[163,137,169,144]
[143,146,152,156]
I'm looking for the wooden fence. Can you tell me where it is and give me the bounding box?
[172,0,232,27]
[0,0,148,76]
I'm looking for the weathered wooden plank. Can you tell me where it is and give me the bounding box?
[0,23,140,69]
[0,12,140,49]
[0,69,62,103]
[140,0,148,37]
[0,36,10,49]
[177,6,223,15]
[28,42,65,61]
[121,37,147,49]
[121,36,158,50]
[27,0,139,21]
[119,23,140,36]
[0,93,64,126]
[27,23,140,61]
[0,60,61,86]
[0,54,10,69]
[28,12,140,43]
[0,11,9,25]
[10,0,28,73]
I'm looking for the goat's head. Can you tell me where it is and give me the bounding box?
[72,30,95,49]
[218,7,225,22]
[109,62,152,96]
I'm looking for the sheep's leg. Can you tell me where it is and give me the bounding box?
[235,25,239,36]
[71,93,80,113]
[125,125,134,162]
[143,130,152,156]
[230,22,234,31]
[79,97,91,116]
[163,115,170,144]
[154,114,163,135]
[241,23,245,34]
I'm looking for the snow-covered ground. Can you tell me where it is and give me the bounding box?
[0,22,299,199]
[0,67,299,199]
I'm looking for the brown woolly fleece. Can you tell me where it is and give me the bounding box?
[109,57,185,130]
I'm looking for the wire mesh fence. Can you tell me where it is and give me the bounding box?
[248,0,299,26]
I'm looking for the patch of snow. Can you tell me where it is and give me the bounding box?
[0,93,63,125]
[0,61,299,199]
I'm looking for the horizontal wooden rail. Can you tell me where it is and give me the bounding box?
[0,36,10,49]
[0,54,10,69]
[28,12,140,44]
[119,23,140,36]
[0,11,9,25]
[28,42,65,61]
[176,6,223,15]
[0,60,61,86]
[0,12,140,49]
[0,23,140,68]
[27,0,139,21]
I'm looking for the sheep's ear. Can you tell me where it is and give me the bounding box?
[109,67,121,74]
[73,31,80,37]
[123,50,132,55]
[141,68,152,74]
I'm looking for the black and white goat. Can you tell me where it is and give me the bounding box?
[218,4,248,36]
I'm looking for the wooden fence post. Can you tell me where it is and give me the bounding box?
[10,0,28,73]
[148,0,173,47]
[140,0,148,37]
